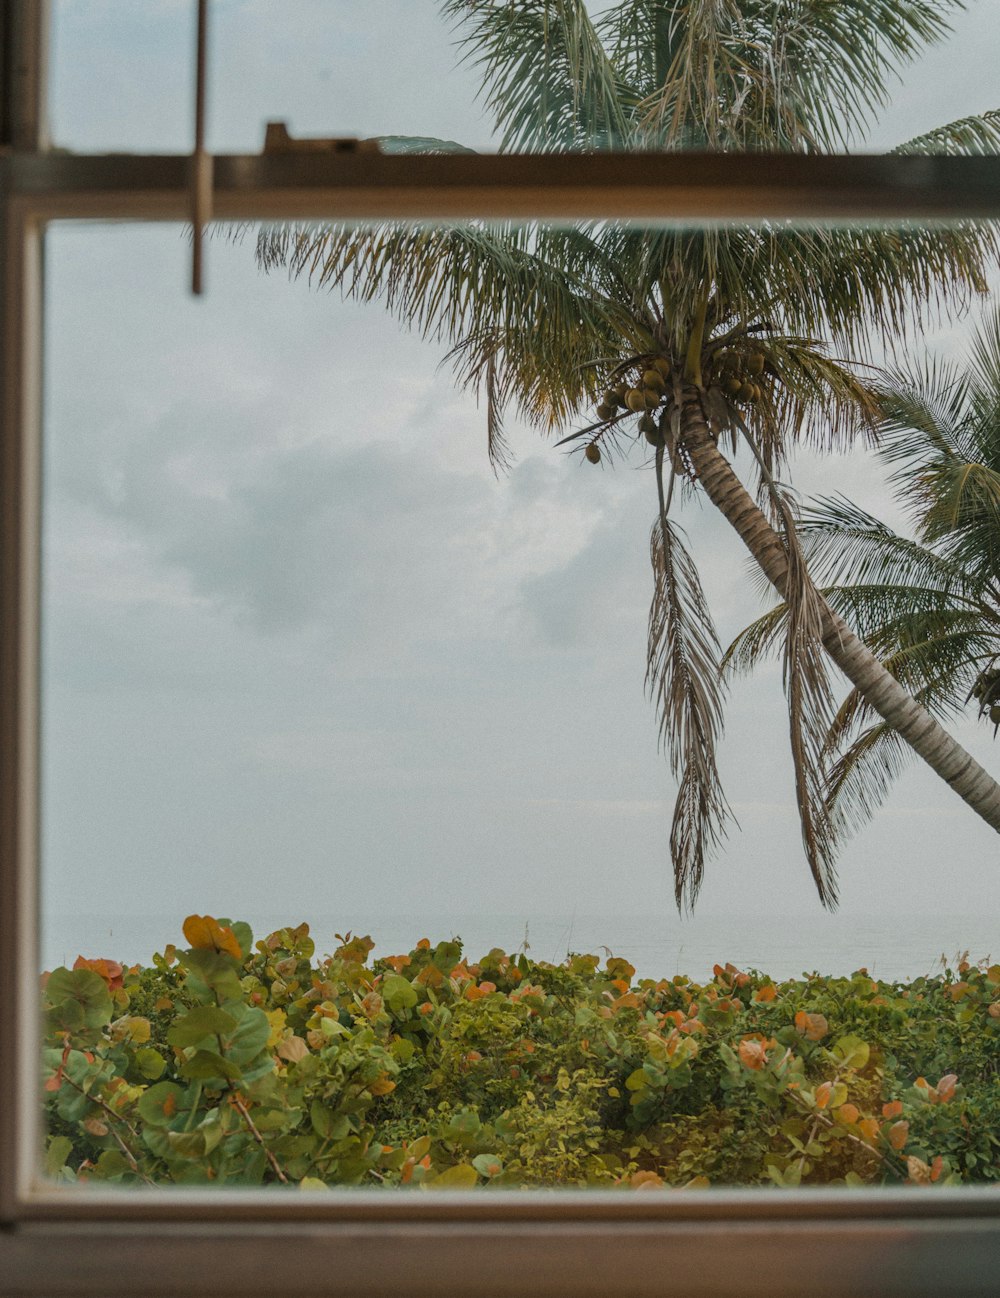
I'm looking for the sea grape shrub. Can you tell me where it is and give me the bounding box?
[41,919,1000,1189]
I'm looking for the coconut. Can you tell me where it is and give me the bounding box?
[652,356,672,379]
[739,381,756,402]
[604,389,624,408]
[990,703,1000,724]
[596,402,615,421]
[642,369,666,392]
[625,388,646,412]
[746,352,766,377]
[644,425,665,447]
[585,443,601,464]
[643,388,661,408]
[638,413,656,434]
[724,376,743,397]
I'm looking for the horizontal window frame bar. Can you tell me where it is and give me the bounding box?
[4,1216,1000,1297]
[13,1183,1000,1224]
[7,151,1000,222]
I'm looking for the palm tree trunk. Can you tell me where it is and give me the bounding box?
[680,395,1000,832]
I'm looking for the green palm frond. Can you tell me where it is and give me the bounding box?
[823,720,910,840]
[443,0,634,151]
[893,109,1000,155]
[823,639,992,839]
[797,495,976,592]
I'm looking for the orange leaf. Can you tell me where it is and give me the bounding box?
[937,1074,958,1103]
[887,1120,909,1150]
[835,1102,860,1125]
[464,985,484,1001]
[858,1117,880,1143]
[738,1036,768,1071]
[73,956,124,991]
[754,984,777,1003]
[276,1035,309,1063]
[478,981,497,995]
[630,1170,664,1190]
[882,1099,904,1119]
[794,1011,829,1041]
[181,915,241,958]
[814,1081,832,1109]
[930,1155,944,1183]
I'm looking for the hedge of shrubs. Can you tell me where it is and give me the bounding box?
[41,915,1000,1189]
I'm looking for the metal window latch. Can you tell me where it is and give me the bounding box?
[263,122,382,155]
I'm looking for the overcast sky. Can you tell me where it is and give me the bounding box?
[40,2,1000,970]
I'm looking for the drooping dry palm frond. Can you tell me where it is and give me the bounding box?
[735,418,839,905]
[646,480,729,910]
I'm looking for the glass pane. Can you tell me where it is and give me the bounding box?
[40,211,1000,1192]
[49,1,1000,155]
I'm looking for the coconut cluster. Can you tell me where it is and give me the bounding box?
[713,348,767,404]
[972,665,1000,725]
[585,355,673,462]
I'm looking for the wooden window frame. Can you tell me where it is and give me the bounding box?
[3,4,1000,1293]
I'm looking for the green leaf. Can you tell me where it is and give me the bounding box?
[167,1006,237,1050]
[382,974,419,1014]
[472,1153,504,1178]
[43,968,113,1039]
[133,1048,167,1081]
[137,1081,187,1127]
[423,1163,478,1189]
[179,948,244,1002]
[221,1002,270,1066]
[44,1135,73,1178]
[390,1037,416,1065]
[179,1049,243,1082]
[93,1149,132,1180]
[167,1121,223,1159]
[831,1035,870,1071]
[310,1101,350,1142]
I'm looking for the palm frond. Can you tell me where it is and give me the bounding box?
[824,720,911,840]
[646,512,730,911]
[738,425,839,906]
[797,495,975,593]
[606,0,959,151]
[443,0,633,151]
[893,110,1000,156]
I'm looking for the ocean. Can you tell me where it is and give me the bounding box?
[41,908,998,984]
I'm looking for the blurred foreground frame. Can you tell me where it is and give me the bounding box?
[5,2,1000,1295]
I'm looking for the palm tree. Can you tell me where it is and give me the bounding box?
[256,0,1000,910]
[726,305,1000,843]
